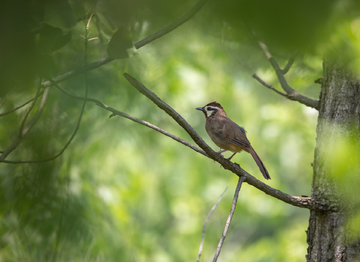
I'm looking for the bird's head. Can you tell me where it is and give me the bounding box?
[196,102,224,118]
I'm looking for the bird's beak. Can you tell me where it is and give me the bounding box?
[196,107,204,112]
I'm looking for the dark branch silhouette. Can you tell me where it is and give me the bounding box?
[0,86,51,162]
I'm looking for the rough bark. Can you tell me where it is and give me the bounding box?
[307,61,360,261]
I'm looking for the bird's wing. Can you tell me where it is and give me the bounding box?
[227,125,251,150]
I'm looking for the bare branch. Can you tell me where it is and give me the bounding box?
[197,186,228,262]
[1,19,93,164]
[18,79,43,138]
[2,84,85,163]
[2,83,206,164]
[282,50,298,75]
[0,86,51,162]
[123,73,331,212]
[0,91,44,117]
[256,41,319,110]
[252,74,287,97]
[213,177,246,262]
[57,83,207,156]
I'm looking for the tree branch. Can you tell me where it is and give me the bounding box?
[2,83,207,164]
[282,50,298,75]
[213,177,246,262]
[123,73,331,212]
[1,16,93,164]
[0,91,45,117]
[18,79,43,138]
[252,73,287,97]
[256,41,319,110]
[2,83,85,163]
[197,186,228,262]
[0,86,51,162]
[59,84,207,156]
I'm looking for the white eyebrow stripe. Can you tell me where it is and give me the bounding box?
[206,106,220,110]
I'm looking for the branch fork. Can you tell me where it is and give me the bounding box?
[254,40,320,110]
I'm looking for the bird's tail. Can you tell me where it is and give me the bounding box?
[249,147,271,180]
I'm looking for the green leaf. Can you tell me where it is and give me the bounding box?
[44,0,77,29]
[38,24,72,53]
[68,0,97,18]
[107,27,133,59]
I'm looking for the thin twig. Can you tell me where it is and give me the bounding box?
[57,84,206,156]
[18,78,42,138]
[0,91,44,117]
[1,82,206,164]
[282,50,298,75]
[197,186,228,262]
[213,176,246,262]
[0,86,51,162]
[252,74,287,97]
[1,19,92,165]
[122,73,331,212]
[255,40,319,110]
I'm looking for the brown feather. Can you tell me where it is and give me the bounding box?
[198,102,271,180]
[248,146,270,180]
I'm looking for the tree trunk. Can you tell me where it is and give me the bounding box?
[307,60,360,261]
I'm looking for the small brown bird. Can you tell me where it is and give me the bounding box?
[196,102,270,180]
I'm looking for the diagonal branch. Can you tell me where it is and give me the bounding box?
[213,176,246,262]
[282,50,298,75]
[57,84,206,156]
[0,91,44,117]
[1,83,207,164]
[256,41,319,110]
[18,79,43,138]
[252,73,287,97]
[197,186,228,262]
[2,79,87,164]
[123,73,331,212]
[0,86,51,162]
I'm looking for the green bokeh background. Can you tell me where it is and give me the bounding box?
[1,0,360,261]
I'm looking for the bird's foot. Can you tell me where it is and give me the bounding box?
[217,149,228,154]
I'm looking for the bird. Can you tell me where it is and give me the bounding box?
[196,102,270,180]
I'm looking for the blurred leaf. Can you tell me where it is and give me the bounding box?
[207,0,338,52]
[44,0,77,28]
[96,0,139,31]
[107,27,132,59]
[39,24,72,53]
[68,0,97,17]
